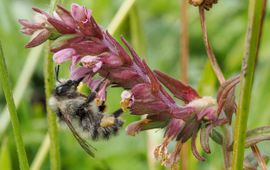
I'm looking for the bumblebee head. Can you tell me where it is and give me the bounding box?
[54,78,83,97]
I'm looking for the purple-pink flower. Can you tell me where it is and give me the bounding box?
[19,3,238,168]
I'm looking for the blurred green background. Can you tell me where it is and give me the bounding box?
[0,0,270,169]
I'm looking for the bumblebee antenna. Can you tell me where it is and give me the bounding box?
[55,65,61,83]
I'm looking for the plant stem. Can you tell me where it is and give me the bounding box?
[45,0,61,169]
[199,6,233,169]
[231,0,267,170]
[250,145,267,170]
[180,0,189,84]
[179,0,189,170]
[199,7,225,84]
[44,41,60,170]
[0,42,29,170]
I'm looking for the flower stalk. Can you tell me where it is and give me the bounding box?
[0,42,29,170]
[232,0,267,169]
[179,0,191,169]
[44,0,61,169]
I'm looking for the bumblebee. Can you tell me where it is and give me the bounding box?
[49,70,123,157]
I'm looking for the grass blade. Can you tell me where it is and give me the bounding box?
[232,0,267,169]
[0,45,43,138]
[0,42,29,170]
[108,0,136,35]
[30,134,50,170]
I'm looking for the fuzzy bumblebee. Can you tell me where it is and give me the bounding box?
[49,77,123,157]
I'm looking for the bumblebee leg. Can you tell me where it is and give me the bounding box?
[98,101,106,112]
[86,92,97,103]
[111,108,123,118]
[85,78,107,103]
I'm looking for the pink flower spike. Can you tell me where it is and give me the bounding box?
[53,48,76,64]
[71,3,92,23]
[80,56,102,73]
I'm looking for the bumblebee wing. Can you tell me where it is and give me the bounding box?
[62,114,96,157]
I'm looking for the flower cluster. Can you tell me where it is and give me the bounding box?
[189,0,218,10]
[20,4,237,168]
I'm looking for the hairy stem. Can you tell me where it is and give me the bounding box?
[199,6,232,169]
[45,0,61,169]
[0,42,29,170]
[232,0,267,169]
[44,41,60,170]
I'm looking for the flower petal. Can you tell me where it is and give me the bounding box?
[70,67,92,80]
[25,29,50,48]
[47,17,76,34]
[191,124,206,161]
[56,5,76,29]
[53,48,76,64]
[71,3,91,23]
[154,70,200,103]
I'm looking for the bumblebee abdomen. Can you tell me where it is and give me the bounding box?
[79,112,123,140]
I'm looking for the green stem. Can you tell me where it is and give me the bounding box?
[44,42,60,170]
[231,0,267,170]
[0,42,29,170]
[45,0,61,169]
